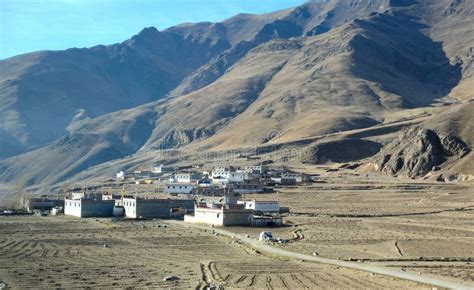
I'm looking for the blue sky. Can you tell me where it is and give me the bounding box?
[0,0,307,60]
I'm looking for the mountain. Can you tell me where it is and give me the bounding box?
[0,27,230,159]
[0,0,473,191]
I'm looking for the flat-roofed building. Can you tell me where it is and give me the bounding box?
[165,183,196,194]
[26,197,64,213]
[244,165,268,175]
[185,205,253,226]
[237,200,280,213]
[171,172,201,183]
[64,199,115,218]
[122,197,194,219]
[234,178,264,193]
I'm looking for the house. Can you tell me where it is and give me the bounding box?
[122,197,194,219]
[172,172,202,183]
[211,166,246,183]
[71,190,86,200]
[195,186,230,197]
[184,191,253,226]
[237,200,280,213]
[64,198,115,218]
[185,191,285,227]
[116,170,158,181]
[165,183,196,194]
[244,165,268,175]
[233,178,264,193]
[25,196,64,213]
[211,166,236,178]
[185,205,254,226]
[102,193,122,206]
[281,172,305,183]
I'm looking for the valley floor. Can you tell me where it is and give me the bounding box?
[1,169,473,288]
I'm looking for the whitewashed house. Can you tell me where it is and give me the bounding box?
[238,200,280,213]
[171,172,201,183]
[211,166,246,184]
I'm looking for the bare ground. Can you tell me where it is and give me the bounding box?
[0,215,429,289]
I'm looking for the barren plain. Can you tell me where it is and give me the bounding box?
[1,167,473,289]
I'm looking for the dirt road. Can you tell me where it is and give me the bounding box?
[170,221,473,290]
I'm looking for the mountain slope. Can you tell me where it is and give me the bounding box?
[0,0,473,190]
[0,27,229,159]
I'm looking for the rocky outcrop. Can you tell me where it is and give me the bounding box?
[374,127,470,178]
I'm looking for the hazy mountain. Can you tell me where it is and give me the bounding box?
[0,0,473,190]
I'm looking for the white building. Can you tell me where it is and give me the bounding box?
[184,191,252,226]
[71,191,85,200]
[238,200,280,213]
[281,172,305,183]
[185,192,284,227]
[185,206,253,226]
[211,166,246,183]
[244,165,268,175]
[165,183,196,194]
[172,172,201,183]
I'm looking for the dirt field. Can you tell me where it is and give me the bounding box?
[0,215,431,289]
[1,167,473,288]
[233,168,474,287]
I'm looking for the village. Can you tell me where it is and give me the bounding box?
[2,163,474,288]
[20,164,305,230]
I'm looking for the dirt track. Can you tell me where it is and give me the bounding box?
[172,220,471,289]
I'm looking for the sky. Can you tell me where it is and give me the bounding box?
[0,0,308,60]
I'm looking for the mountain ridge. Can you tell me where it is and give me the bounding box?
[0,0,473,192]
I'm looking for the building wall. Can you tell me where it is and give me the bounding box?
[234,183,264,193]
[187,208,252,226]
[81,200,115,217]
[165,183,195,194]
[123,198,194,219]
[28,199,64,211]
[190,208,224,226]
[64,200,82,217]
[252,217,283,227]
[64,199,115,218]
[175,173,200,183]
[281,173,303,183]
[123,199,137,218]
[222,211,252,226]
[239,200,280,213]
[228,172,245,183]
